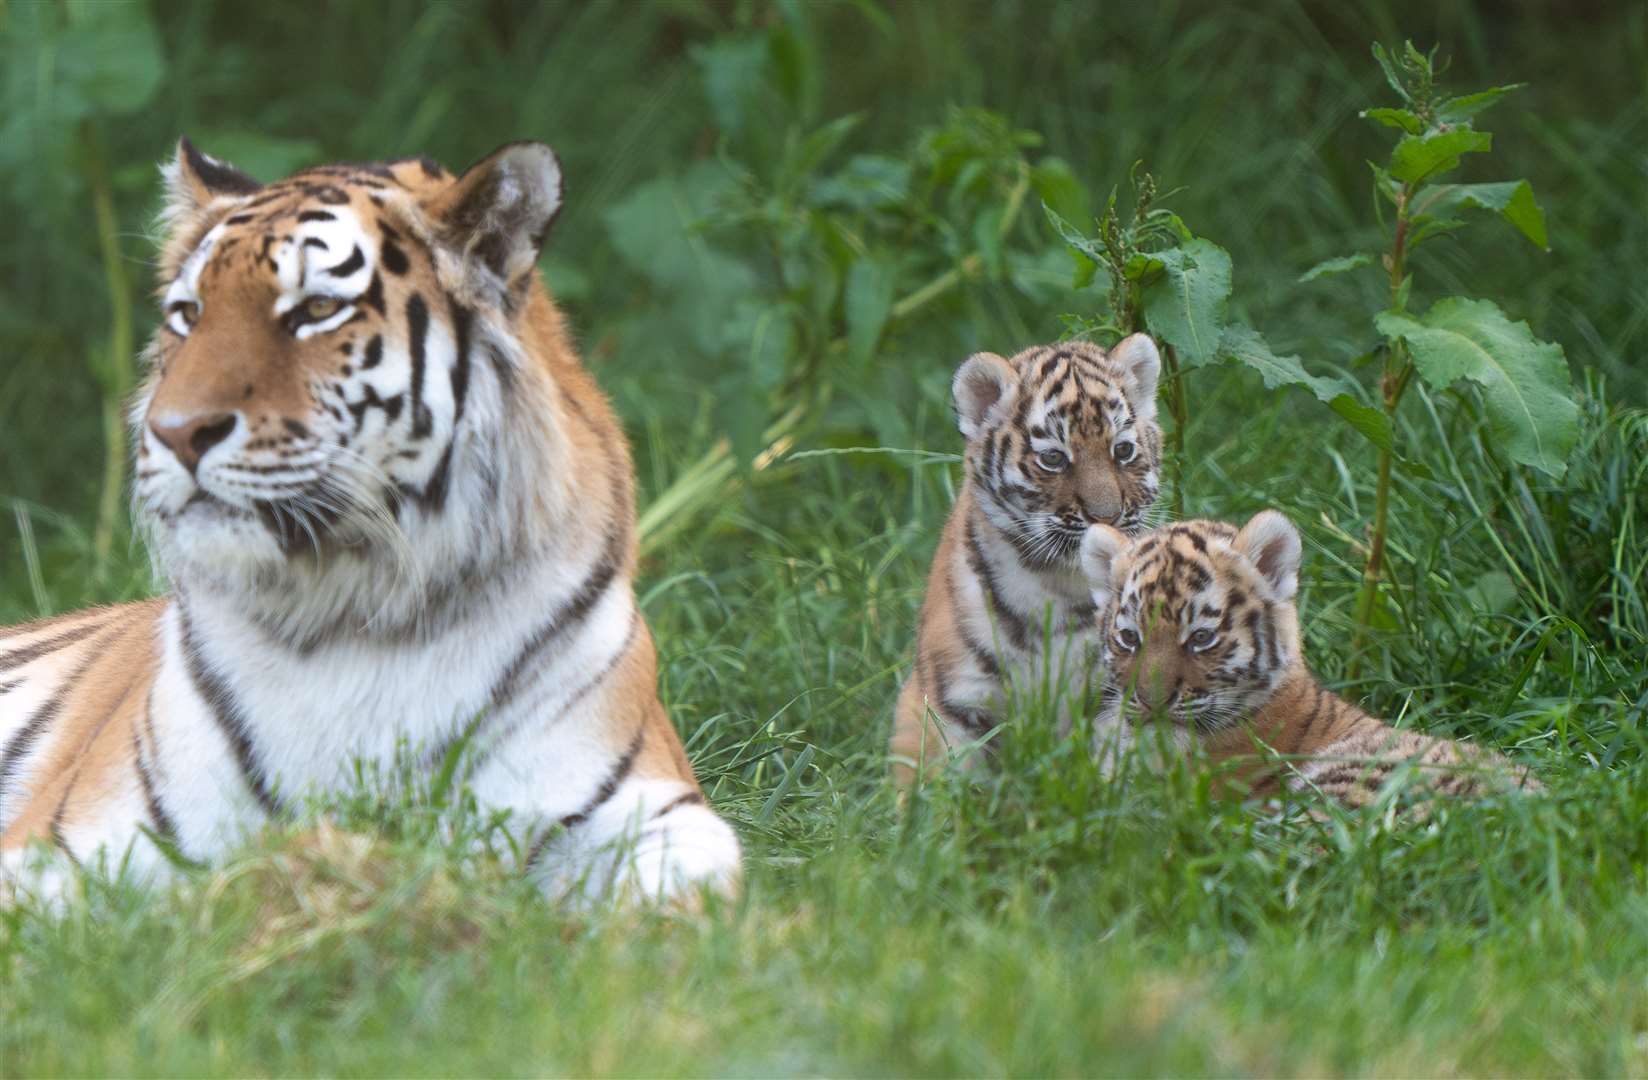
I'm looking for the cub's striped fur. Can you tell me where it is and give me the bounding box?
[891,336,1163,784]
[1080,512,1539,806]
[0,139,740,906]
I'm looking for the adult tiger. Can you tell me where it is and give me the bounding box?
[0,139,741,906]
[890,336,1163,786]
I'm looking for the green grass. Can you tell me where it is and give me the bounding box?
[4,1,1647,1075]
[5,370,1646,1075]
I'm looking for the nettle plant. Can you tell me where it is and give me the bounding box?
[1045,173,1369,520]
[1328,42,1578,648]
[1050,43,1579,651]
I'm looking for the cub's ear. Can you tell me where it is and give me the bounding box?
[952,352,1017,440]
[422,141,563,295]
[1108,333,1161,425]
[162,136,262,224]
[1080,523,1129,604]
[1234,509,1302,601]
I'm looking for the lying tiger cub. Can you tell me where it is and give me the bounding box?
[0,139,741,907]
[1078,511,1539,806]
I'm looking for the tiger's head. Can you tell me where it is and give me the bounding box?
[952,336,1162,569]
[1080,512,1303,733]
[135,138,575,637]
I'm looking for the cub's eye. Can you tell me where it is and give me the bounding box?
[1114,627,1139,651]
[1036,448,1069,472]
[1187,628,1218,652]
[1112,439,1138,464]
[298,296,345,323]
[167,300,200,336]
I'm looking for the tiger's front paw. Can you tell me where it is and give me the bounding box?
[531,780,743,911]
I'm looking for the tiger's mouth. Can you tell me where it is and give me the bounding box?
[170,488,358,559]
[1102,684,1245,735]
[1010,524,1085,569]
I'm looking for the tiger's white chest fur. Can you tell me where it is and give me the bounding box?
[945,509,1105,728]
[145,552,638,856]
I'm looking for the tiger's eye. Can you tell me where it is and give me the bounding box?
[168,300,200,334]
[1115,627,1139,650]
[1112,439,1137,464]
[1188,628,1217,650]
[1037,448,1069,472]
[302,296,344,322]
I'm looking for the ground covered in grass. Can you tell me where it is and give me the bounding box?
[6,374,1646,1075]
[4,2,1646,1075]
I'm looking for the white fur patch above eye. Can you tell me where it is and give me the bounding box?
[293,304,358,340]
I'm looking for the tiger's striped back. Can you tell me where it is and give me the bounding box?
[891,335,1163,784]
[1079,511,1539,805]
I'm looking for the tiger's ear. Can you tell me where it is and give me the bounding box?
[1109,333,1162,425]
[1080,523,1129,605]
[162,136,262,224]
[1234,510,1302,602]
[422,141,563,296]
[952,352,1017,440]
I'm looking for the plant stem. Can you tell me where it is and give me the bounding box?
[1350,183,1418,666]
[84,121,135,583]
[1162,343,1187,519]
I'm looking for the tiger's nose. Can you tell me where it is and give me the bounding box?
[149,411,239,475]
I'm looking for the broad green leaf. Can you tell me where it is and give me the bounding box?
[845,253,898,366]
[1388,129,1493,184]
[1064,249,1098,291]
[1437,84,1526,125]
[1042,203,1105,264]
[727,300,798,391]
[57,1,164,114]
[973,206,1006,278]
[1369,163,1401,207]
[1141,239,1230,369]
[1376,298,1578,477]
[1370,43,1410,103]
[787,114,863,185]
[1361,107,1423,135]
[1218,325,1392,452]
[1010,247,1090,303]
[1299,253,1374,283]
[810,154,911,211]
[1406,217,1468,249]
[1123,253,1165,284]
[691,34,769,138]
[1030,156,1089,225]
[604,165,757,354]
[1414,180,1548,250]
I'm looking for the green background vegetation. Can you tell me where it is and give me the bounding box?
[2,1,1645,1074]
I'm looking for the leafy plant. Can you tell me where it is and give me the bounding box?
[1307,43,1579,659]
[1046,174,1380,518]
[601,6,1091,551]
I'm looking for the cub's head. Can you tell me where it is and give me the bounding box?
[953,336,1162,568]
[135,138,564,599]
[1080,512,1303,731]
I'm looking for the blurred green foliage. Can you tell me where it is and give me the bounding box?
[2,0,1642,568]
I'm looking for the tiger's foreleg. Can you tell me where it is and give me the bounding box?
[466,619,742,909]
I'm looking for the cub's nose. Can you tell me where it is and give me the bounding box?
[149,411,239,475]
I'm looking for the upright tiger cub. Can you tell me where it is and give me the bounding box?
[1079,512,1539,806]
[0,139,741,906]
[891,336,1163,785]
